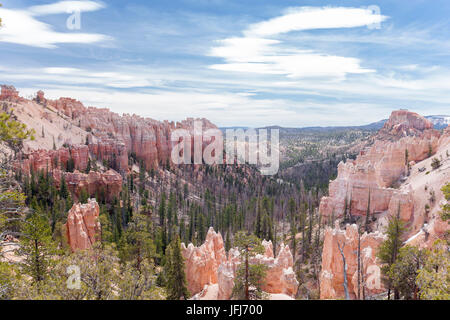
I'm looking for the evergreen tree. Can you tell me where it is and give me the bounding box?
[440,183,450,221]
[164,235,190,300]
[231,231,267,300]
[18,211,56,285]
[79,188,89,204]
[66,155,75,173]
[377,209,406,300]
[416,240,450,300]
[119,211,156,272]
[86,158,91,174]
[0,112,35,155]
[389,246,426,299]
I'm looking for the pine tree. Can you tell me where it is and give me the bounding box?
[164,235,190,300]
[79,188,89,204]
[377,207,406,300]
[389,245,426,299]
[440,183,450,221]
[0,112,35,155]
[231,231,267,300]
[86,158,91,174]
[416,240,450,300]
[66,155,75,173]
[119,212,156,272]
[18,211,56,285]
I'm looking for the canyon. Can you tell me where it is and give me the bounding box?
[319,111,450,299]
[1,85,448,300]
[3,85,217,201]
[3,85,217,173]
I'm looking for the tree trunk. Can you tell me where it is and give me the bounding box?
[245,245,249,300]
[357,232,361,300]
[337,241,350,300]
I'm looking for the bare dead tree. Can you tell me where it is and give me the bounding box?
[337,240,350,300]
[357,229,361,300]
[361,250,366,300]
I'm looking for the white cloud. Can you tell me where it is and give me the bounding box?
[210,45,374,78]
[0,2,109,48]
[245,6,387,37]
[43,67,83,74]
[28,1,105,16]
[209,7,382,79]
[1,65,160,88]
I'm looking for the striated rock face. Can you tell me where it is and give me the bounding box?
[44,92,218,171]
[320,223,386,299]
[319,110,441,219]
[318,114,450,300]
[18,145,89,173]
[380,110,433,137]
[183,228,298,299]
[15,145,123,201]
[64,199,101,252]
[6,87,219,174]
[53,169,123,201]
[88,139,128,172]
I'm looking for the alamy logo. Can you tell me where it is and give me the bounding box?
[66,265,81,289]
[171,121,279,175]
[66,10,81,30]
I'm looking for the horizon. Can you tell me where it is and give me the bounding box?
[3,83,449,129]
[1,1,450,127]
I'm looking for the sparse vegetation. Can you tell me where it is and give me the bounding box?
[431,158,441,170]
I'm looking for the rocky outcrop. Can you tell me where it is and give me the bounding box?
[15,144,123,201]
[42,91,218,170]
[216,241,298,300]
[18,145,90,173]
[64,199,101,251]
[320,223,386,299]
[318,111,450,300]
[6,87,218,173]
[0,85,21,102]
[319,110,441,219]
[181,228,227,295]
[88,139,128,172]
[53,169,123,201]
[380,110,433,138]
[182,228,298,299]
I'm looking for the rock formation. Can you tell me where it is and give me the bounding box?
[18,145,89,173]
[15,145,123,201]
[43,92,218,170]
[182,227,298,299]
[181,228,227,295]
[4,87,219,175]
[319,110,441,219]
[319,110,450,299]
[88,139,128,172]
[53,169,123,201]
[64,199,101,251]
[320,223,386,299]
[0,85,21,102]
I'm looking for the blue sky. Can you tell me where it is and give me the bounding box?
[0,0,449,127]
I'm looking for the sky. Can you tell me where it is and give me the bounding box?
[0,0,449,127]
